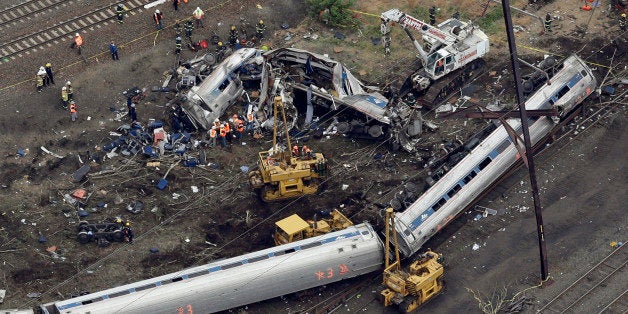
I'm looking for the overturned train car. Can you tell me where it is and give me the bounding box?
[392,54,597,256]
[36,223,384,313]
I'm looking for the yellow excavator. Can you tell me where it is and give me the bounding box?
[381,208,444,313]
[273,209,353,245]
[249,95,328,202]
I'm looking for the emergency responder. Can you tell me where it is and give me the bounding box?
[292,145,300,157]
[213,118,221,129]
[224,120,232,143]
[246,111,255,132]
[61,86,69,108]
[69,100,78,122]
[72,33,83,54]
[219,123,227,147]
[45,63,55,85]
[129,102,137,121]
[216,41,226,62]
[116,4,126,23]
[193,7,204,28]
[256,20,266,40]
[302,145,312,159]
[184,19,194,41]
[429,5,437,26]
[175,35,182,54]
[235,116,245,142]
[228,25,238,47]
[172,0,180,11]
[173,19,182,37]
[452,10,460,19]
[620,13,627,31]
[36,68,45,93]
[544,13,553,33]
[39,66,50,87]
[208,126,217,147]
[109,42,119,60]
[122,222,134,243]
[154,9,164,30]
[66,81,74,100]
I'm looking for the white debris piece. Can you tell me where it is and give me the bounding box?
[472,243,480,251]
[191,186,199,193]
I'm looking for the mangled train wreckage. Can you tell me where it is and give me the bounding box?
[176,47,425,152]
[5,53,599,314]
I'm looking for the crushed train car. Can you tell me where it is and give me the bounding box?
[175,47,425,152]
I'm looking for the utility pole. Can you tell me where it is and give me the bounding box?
[500,0,549,281]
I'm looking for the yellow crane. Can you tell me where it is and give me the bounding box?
[273,209,353,245]
[248,95,328,202]
[381,208,444,312]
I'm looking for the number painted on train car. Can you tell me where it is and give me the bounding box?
[315,264,351,280]
[177,304,193,314]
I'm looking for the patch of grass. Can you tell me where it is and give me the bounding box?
[476,6,505,35]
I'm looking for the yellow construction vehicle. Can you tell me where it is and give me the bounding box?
[381,208,444,313]
[249,95,328,202]
[273,209,353,245]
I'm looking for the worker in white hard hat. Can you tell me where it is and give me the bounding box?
[154,9,164,30]
[208,125,217,147]
[66,81,74,100]
[193,7,204,28]
[72,33,83,54]
[61,86,69,108]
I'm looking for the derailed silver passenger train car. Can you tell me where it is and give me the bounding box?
[393,55,597,257]
[180,48,263,130]
[39,223,384,314]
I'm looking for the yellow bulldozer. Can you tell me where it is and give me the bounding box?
[249,95,328,202]
[381,208,444,313]
[274,209,353,245]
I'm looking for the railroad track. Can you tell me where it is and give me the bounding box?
[537,243,627,313]
[0,0,150,60]
[0,0,73,28]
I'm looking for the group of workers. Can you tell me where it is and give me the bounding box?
[207,113,256,148]
[35,63,79,122]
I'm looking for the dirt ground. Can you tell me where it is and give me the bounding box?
[0,0,625,312]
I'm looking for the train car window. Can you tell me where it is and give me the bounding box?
[338,248,344,253]
[284,248,296,254]
[361,230,370,235]
[221,262,242,270]
[301,242,322,249]
[81,299,94,305]
[187,271,207,279]
[447,184,462,198]
[555,85,570,100]
[248,255,270,262]
[404,229,412,236]
[478,157,492,170]
[108,290,130,298]
[171,277,183,282]
[432,198,447,211]
[135,284,156,292]
[580,70,588,77]
[352,244,357,249]
[496,140,511,154]
[463,171,478,184]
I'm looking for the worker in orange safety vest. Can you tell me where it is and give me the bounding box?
[224,121,231,143]
[208,126,217,147]
[219,124,227,147]
[72,33,83,54]
[69,100,78,122]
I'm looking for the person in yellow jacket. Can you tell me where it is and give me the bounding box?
[61,86,69,108]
